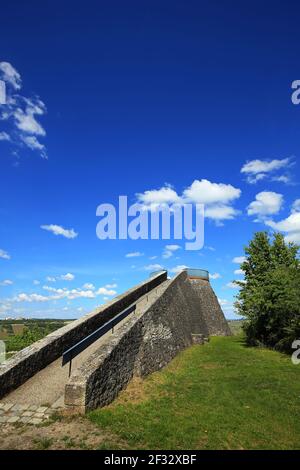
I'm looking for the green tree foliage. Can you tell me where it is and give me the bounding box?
[5,326,46,352]
[235,231,300,352]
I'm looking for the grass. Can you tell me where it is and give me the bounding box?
[89,335,300,450]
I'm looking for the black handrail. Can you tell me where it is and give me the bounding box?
[62,303,136,376]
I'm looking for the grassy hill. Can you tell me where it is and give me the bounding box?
[89,335,300,450]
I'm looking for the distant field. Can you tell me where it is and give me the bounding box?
[0,319,75,359]
[89,335,300,450]
[227,319,244,335]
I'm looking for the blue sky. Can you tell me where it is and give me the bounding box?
[0,0,300,319]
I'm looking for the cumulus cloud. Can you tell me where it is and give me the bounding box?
[234,269,244,276]
[15,282,117,303]
[0,131,10,141]
[247,191,283,219]
[0,249,10,260]
[125,251,144,258]
[232,256,246,264]
[0,62,47,158]
[169,265,188,274]
[162,244,181,259]
[105,283,117,289]
[0,279,13,286]
[41,224,78,239]
[136,185,180,207]
[0,62,21,90]
[209,272,221,280]
[226,281,243,289]
[136,179,241,224]
[265,207,300,244]
[292,199,300,213]
[82,283,95,290]
[241,157,292,184]
[45,273,75,282]
[143,263,164,271]
[60,273,75,281]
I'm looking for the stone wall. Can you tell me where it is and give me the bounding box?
[189,279,232,336]
[0,271,167,399]
[65,270,215,412]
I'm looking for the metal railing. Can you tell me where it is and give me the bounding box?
[184,268,209,280]
[62,303,136,376]
[62,280,166,376]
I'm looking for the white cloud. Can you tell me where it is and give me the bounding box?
[21,135,46,158]
[41,224,78,239]
[24,282,117,302]
[205,204,240,222]
[247,191,283,218]
[0,249,10,260]
[0,131,10,141]
[226,281,241,289]
[0,62,47,158]
[232,256,246,264]
[241,158,292,184]
[162,244,181,259]
[105,283,117,289]
[82,283,95,290]
[209,272,221,280]
[15,293,49,303]
[234,269,244,276]
[292,199,300,213]
[33,280,40,285]
[165,244,181,251]
[205,245,215,251]
[96,287,117,296]
[218,298,229,306]
[125,251,144,258]
[46,276,56,282]
[0,279,13,286]
[143,263,164,271]
[169,265,188,274]
[136,179,241,224]
[60,273,75,281]
[136,185,180,207]
[265,210,300,244]
[0,62,21,90]
[149,255,158,260]
[183,179,241,205]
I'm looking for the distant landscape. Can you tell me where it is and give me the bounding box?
[0,319,74,360]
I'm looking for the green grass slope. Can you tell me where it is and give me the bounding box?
[89,335,300,450]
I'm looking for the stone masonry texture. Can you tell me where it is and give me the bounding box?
[0,271,167,399]
[65,271,231,412]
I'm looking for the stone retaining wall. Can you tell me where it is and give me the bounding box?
[0,271,167,399]
[65,270,213,412]
[189,279,232,336]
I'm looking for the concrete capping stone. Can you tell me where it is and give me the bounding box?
[0,271,167,399]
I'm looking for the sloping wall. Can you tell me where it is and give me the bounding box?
[0,271,167,399]
[65,270,228,412]
[189,279,232,336]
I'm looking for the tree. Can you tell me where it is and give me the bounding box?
[235,231,300,352]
